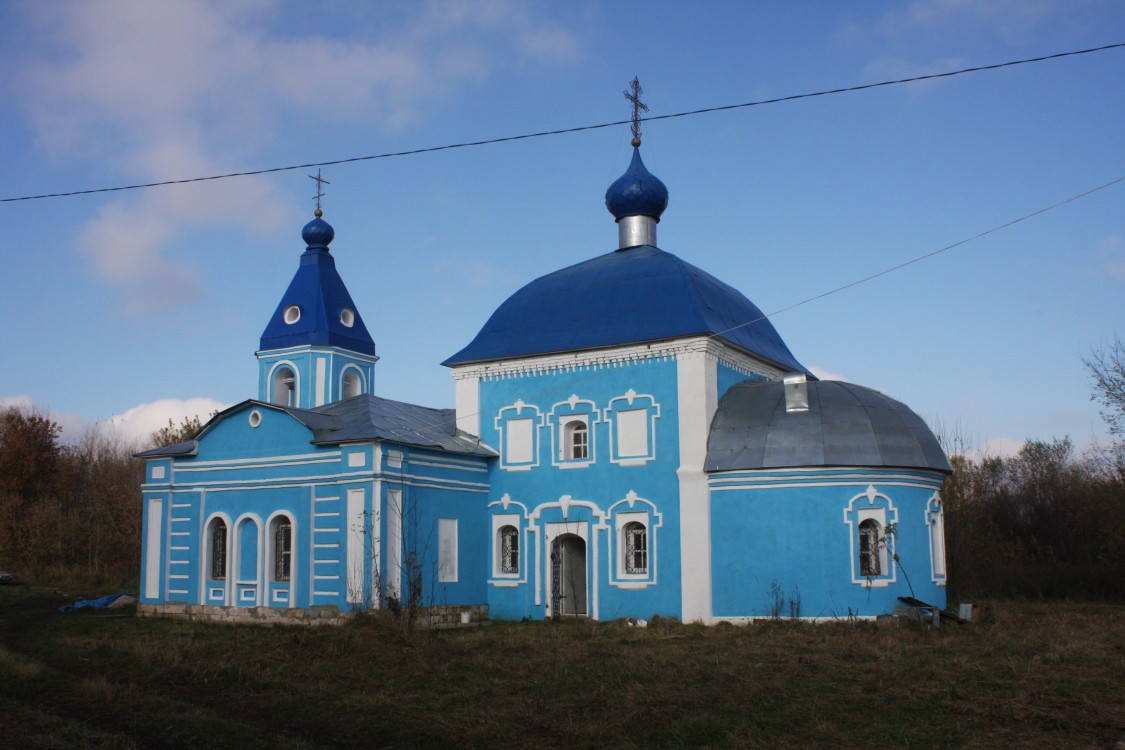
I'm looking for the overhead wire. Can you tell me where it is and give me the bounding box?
[2,42,1122,204]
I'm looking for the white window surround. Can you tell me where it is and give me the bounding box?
[927,493,947,584]
[487,495,530,587]
[340,308,355,327]
[843,486,898,588]
[607,492,662,588]
[494,401,542,471]
[283,305,301,324]
[547,396,599,469]
[606,390,661,466]
[268,361,299,408]
[492,513,521,578]
[341,366,364,399]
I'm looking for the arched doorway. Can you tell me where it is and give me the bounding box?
[550,534,587,617]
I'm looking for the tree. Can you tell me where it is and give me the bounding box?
[1084,336,1125,438]
[149,415,205,449]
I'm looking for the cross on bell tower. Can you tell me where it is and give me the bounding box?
[623,77,648,148]
[309,169,330,217]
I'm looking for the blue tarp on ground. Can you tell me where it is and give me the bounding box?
[58,592,132,613]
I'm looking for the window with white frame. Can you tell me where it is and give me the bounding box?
[499,525,519,574]
[342,369,362,398]
[272,366,297,407]
[271,517,293,582]
[561,417,589,460]
[623,521,647,574]
[858,519,881,577]
[548,396,598,468]
[845,486,897,587]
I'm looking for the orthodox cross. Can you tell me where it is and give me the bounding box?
[309,169,330,217]
[623,77,648,147]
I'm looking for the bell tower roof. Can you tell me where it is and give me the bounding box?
[259,210,375,355]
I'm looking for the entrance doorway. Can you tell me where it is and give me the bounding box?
[550,534,587,617]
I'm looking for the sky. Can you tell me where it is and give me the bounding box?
[0,0,1122,456]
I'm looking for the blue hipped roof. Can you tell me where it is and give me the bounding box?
[444,244,810,374]
[259,217,375,355]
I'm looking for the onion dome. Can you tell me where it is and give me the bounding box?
[301,211,335,249]
[605,147,669,222]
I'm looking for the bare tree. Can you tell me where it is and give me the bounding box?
[1084,336,1125,438]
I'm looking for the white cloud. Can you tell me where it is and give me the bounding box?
[109,398,229,445]
[13,0,581,311]
[967,437,1024,460]
[809,366,847,381]
[867,0,1063,43]
[1,395,100,443]
[1099,234,1125,281]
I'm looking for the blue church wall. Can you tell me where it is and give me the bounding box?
[476,355,685,620]
[379,447,490,610]
[716,363,767,402]
[708,468,947,619]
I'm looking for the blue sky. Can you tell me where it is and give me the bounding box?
[1,0,1122,455]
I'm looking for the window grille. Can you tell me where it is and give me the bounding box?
[858,520,880,577]
[624,522,647,574]
[210,522,227,580]
[500,525,519,574]
[274,520,292,581]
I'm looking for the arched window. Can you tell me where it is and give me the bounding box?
[624,521,647,574]
[272,366,296,407]
[209,519,227,581]
[858,519,881,577]
[272,517,293,582]
[499,525,519,574]
[342,369,362,398]
[563,421,588,460]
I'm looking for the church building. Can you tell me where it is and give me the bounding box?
[138,128,950,625]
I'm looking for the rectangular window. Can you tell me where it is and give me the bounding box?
[438,518,458,582]
[506,418,534,463]
[616,408,649,457]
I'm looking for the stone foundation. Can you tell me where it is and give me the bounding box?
[136,602,489,628]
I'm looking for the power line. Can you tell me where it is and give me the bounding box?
[3,42,1122,204]
[402,174,1125,434]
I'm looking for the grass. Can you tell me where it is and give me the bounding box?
[1,586,1123,748]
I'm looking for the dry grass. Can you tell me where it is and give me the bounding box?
[1,587,1122,749]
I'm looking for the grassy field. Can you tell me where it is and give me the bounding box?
[1,586,1122,749]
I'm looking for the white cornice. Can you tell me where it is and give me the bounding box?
[449,337,786,382]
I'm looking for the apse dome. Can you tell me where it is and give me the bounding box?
[705,379,951,473]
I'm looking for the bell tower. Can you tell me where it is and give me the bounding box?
[256,182,377,408]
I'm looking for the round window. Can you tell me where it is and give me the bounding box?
[283,305,301,324]
[249,410,262,428]
[340,308,355,327]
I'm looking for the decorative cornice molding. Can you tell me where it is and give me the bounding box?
[449,337,785,382]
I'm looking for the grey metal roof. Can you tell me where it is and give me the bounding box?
[705,380,950,473]
[137,395,495,459]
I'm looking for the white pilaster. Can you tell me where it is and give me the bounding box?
[454,372,481,437]
[677,350,717,623]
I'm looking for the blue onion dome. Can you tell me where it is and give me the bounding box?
[605,147,669,222]
[302,210,335,249]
